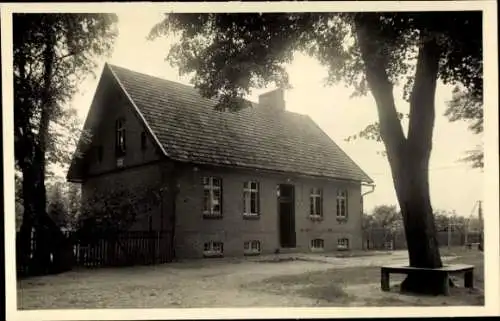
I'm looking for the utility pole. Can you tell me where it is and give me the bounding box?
[447,210,459,249]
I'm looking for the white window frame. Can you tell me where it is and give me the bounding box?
[309,188,323,219]
[337,237,349,250]
[203,241,224,257]
[203,177,222,217]
[243,240,261,255]
[243,181,260,217]
[310,238,325,252]
[336,189,348,219]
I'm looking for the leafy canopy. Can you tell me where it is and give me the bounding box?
[149,12,481,111]
[14,13,119,171]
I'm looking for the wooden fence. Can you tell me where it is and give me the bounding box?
[17,230,174,275]
[363,229,483,250]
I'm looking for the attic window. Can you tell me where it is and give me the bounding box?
[140,131,147,151]
[115,118,126,156]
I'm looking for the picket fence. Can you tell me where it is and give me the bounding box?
[17,230,174,275]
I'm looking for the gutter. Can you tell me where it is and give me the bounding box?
[361,183,376,197]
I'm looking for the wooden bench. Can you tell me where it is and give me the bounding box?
[381,264,474,295]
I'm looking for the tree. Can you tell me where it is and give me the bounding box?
[77,185,161,265]
[46,182,68,228]
[14,13,118,275]
[444,86,483,168]
[149,11,482,294]
[371,205,402,230]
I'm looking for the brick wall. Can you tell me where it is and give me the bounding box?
[79,76,168,232]
[174,165,363,258]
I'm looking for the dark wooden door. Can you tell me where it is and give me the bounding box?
[278,184,296,248]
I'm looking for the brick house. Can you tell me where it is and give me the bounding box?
[67,63,374,259]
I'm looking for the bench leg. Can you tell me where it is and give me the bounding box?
[464,271,474,288]
[381,271,390,291]
[442,274,450,296]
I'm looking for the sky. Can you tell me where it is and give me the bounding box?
[68,11,483,217]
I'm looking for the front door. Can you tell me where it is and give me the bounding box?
[278,184,296,248]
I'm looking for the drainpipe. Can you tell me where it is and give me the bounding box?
[361,183,376,250]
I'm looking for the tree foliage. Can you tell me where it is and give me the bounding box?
[14,13,118,172]
[14,13,118,275]
[77,186,160,242]
[150,12,481,109]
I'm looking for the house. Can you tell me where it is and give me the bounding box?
[67,63,374,259]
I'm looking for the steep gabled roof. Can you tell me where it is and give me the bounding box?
[70,63,373,183]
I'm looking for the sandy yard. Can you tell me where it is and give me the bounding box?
[17,248,484,309]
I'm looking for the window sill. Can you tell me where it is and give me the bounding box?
[203,251,223,258]
[309,215,323,221]
[203,213,223,219]
[310,247,324,252]
[336,217,348,223]
[337,246,349,251]
[243,251,261,256]
[243,214,260,220]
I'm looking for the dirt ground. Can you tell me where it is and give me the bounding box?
[17,248,484,309]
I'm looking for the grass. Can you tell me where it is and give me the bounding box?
[247,246,484,307]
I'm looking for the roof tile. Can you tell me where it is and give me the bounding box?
[109,64,373,183]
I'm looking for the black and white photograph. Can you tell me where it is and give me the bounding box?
[2,1,499,319]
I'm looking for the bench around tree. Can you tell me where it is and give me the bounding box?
[381,263,474,295]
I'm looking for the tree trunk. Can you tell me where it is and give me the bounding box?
[19,159,74,276]
[355,15,448,294]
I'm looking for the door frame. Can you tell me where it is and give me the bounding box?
[277,183,296,248]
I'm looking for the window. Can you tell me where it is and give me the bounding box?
[96,145,103,163]
[115,118,126,156]
[140,131,147,151]
[243,181,260,217]
[203,177,222,217]
[244,240,261,255]
[337,238,349,250]
[336,189,348,219]
[309,188,323,219]
[310,238,324,251]
[203,241,223,257]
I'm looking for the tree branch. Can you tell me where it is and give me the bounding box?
[407,34,441,159]
[354,15,406,163]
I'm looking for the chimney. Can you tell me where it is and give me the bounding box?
[258,88,285,111]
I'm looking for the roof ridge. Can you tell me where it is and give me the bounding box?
[106,62,310,118]
[106,62,201,93]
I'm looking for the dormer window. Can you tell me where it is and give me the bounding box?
[115,118,126,156]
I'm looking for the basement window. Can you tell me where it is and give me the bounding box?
[244,240,261,255]
[310,238,325,252]
[203,177,222,218]
[203,241,224,257]
[337,238,350,251]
